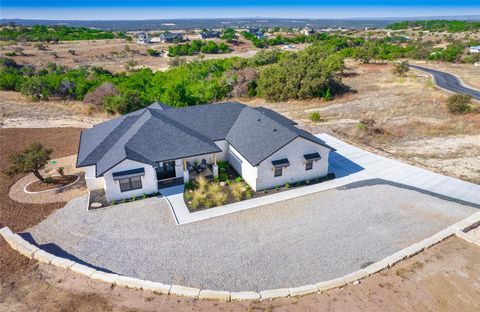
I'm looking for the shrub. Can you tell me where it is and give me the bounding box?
[3,141,52,182]
[234,176,242,183]
[216,160,229,169]
[83,82,118,107]
[308,112,321,122]
[285,183,290,188]
[207,182,221,195]
[121,198,126,204]
[392,61,409,77]
[445,94,472,114]
[5,52,17,56]
[245,190,252,199]
[147,49,160,57]
[142,193,147,199]
[196,176,208,192]
[111,200,116,205]
[44,176,53,184]
[185,180,197,190]
[229,182,246,201]
[211,191,227,206]
[218,173,228,182]
[132,195,136,201]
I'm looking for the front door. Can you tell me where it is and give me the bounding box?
[156,161,176,180]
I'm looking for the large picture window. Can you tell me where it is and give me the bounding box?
[119,176,143,192]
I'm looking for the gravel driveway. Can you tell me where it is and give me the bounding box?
[27,180,477,291]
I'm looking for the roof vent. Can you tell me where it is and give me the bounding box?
[273,129,277,132]
[257,118,261,122]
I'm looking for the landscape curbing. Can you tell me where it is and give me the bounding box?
[230,291,261,301]
[0,211,479,302]
[199,290,231,302]
[260,288,290,300]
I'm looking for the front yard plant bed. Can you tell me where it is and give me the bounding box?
[184,172,336,212]
[26,175,78,192]
[88,190,160,210]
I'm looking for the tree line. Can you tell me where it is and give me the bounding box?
[0,25,125,42]
[167,40,231,56]
[386,20,480,33]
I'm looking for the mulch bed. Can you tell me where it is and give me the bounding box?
[25,175,78,192]
[0,128,84,232]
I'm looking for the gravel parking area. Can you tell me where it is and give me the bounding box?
[27,180,477,291]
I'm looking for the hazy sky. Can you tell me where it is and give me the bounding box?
[1,1,479,20]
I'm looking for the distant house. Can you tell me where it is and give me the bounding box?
[77,102,334,202]
[301,27,315,36]
[160,32,183,43]
[197,30,221,39]
[469,46,480,53]
[137,32,151,44]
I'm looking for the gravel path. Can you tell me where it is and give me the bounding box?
[27,181,477,291]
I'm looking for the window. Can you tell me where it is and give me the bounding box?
[119,176,143,192]
[274,167,282,177]
[305,161,313,171]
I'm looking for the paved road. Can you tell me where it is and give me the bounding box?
[410,64,480,100]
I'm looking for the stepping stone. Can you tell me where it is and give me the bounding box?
[90,202,103,208]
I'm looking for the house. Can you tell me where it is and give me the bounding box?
[137,32,151,44]
[301,27,315,36]
[197,30,221,39]
[160,32,183,43]
[246,28,266,39]
[469,46,480,53]
[76,102,334,202]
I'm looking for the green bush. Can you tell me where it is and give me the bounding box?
[147,49,160,56]
[445,94,472,114]
[219,173,228,182]
[308,112,321,122]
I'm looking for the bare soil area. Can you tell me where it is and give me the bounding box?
[244,60,480,183]
[1,233,478,311]
[0,128,83,231]
[0,38,260,73]
[0,91,109,128]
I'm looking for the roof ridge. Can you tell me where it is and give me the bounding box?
[148,108,218,146]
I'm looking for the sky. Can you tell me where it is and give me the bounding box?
[1,1,479,20]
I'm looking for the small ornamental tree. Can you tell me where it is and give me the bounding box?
[4,142,53,182]
[393,61,409,77]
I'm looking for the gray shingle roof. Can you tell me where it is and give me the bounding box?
[77,101,333,176]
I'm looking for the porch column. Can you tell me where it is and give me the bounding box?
[183,159,189,183]
[212,153,218,177]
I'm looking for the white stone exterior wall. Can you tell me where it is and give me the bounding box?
[84,165,105,190]
[255,137,330,190]
[228,145,258,191]
[103,159,158,202]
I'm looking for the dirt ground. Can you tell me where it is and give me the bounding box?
[0,91,109,128]
[1,233,478,311]
[0,37,261,73]
[1,129,479,311]
[0,128,83,231]
[243,60,480,183]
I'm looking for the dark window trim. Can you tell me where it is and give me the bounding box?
[274,167,283,177]
[305,161,313,171]
[119,176,143,192]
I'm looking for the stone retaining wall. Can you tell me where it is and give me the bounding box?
[1,211,479,302]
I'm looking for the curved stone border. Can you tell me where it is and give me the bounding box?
[1,211,479,302]
[23,174,81,194]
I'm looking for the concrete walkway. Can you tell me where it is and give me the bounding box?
[163,134,479,225]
